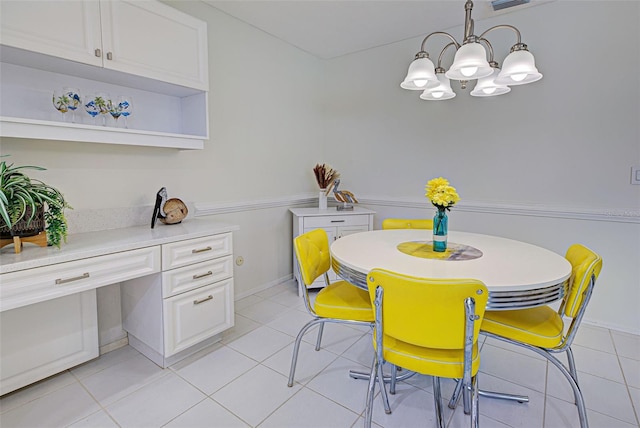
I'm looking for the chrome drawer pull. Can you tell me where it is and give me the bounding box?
[193,271,213,280]
[55,272,90,285]
[192,246,212,254]
[330,220,346,223]
[193,295,213,305]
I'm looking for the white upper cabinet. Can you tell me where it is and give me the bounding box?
[0,0,208,91]
[102,1,208,91]
[0,0,209,149]
[0,1,104,67]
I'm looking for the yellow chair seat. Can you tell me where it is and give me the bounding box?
[380,335,480,379]
[482,306,564,349]
[314,281,374,321]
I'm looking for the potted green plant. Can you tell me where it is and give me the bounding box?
[0,158,70,249]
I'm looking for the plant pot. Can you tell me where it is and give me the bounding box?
[0,205,45,239]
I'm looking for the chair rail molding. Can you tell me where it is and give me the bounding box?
[195,194,639,224]
[194,194,317,216]
[358,196,640,224]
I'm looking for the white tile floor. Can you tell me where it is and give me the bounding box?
[1,279,639,428]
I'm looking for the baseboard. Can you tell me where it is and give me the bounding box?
[234,274,293,301]
[99,336,128,355]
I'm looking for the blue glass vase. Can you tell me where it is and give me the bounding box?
[433,209,448,252]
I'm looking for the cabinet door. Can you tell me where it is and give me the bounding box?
[0,290,98,395]
[304,226,338,243]
[163,279,234,357]
[336,225,369,239]
[0,0,103,67]
[100,0,209,90]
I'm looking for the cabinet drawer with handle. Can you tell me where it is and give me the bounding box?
[0,247,160,312]
[162,233,232,270]
[163,279,234,357]
[303,215,370,229]
[162,256,233,298]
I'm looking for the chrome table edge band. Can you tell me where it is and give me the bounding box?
[332,260,567,310]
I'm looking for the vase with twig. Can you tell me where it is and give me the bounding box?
[313,164,339,210]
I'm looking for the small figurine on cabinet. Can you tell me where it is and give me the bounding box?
[329,179,358,211]
[151,187,188,228]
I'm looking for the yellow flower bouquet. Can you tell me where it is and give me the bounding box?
[425,177,460,211]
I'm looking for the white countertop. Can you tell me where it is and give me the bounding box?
[0,218,239,274]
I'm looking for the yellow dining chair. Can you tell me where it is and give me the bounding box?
[288,228,374,387]
[364,269,488,428]
[474,244,602,428]
[382,218,433,230]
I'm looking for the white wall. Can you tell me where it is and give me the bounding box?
[321,1,640,333]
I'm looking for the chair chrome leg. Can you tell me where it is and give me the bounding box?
[288,318,323,387]
[478,389,529,403]
[448,378,463,409]
[471,376,479,428]
[433,377,445,428]
[566,347,579,382]
[462,376,471,415]
[482,332,589,428]
[390,364,397,395]
[364,358,378,428]
[546,352,589,428]
[315,322,325,351]
[377,360,391,414]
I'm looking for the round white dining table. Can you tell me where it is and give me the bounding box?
[330,229,572,310]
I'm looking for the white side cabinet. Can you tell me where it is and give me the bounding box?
[0,0,209,149]
[290,207,375,294]
[121,233,235,368]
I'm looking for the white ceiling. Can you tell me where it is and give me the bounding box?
[202,0,555,59]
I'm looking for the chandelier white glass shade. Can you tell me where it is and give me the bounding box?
[445,42,493,80]
[494,47,542,85]
[401,0,542,101]
[470,63,511,97]
[420,69,456,100]
[400,54,439,90]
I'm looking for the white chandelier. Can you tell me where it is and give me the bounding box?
[401,0,542,101]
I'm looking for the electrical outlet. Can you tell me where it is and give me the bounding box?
[632,166,640,185]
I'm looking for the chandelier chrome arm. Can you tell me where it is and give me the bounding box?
[479,24,529,53]
[436,42,459,69]
[419,32,461,55]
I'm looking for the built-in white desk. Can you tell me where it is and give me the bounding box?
[0,218,238,395]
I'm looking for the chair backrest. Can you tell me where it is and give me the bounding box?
[562,244,603,318]
[367,269,488,350]
[294,228,331,287]
[381,218,433,230]
[559,244,602,346]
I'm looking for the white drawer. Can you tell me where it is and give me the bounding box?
[303,215,370,228]
[162,233,232,270]
[162,256,233,298]
[0,247,160,312]
[163,279,234,356]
